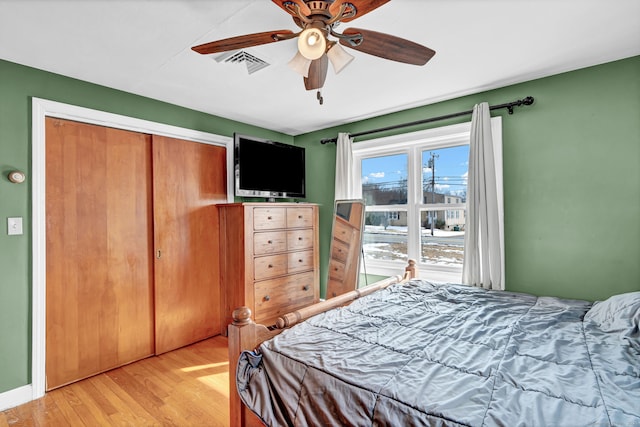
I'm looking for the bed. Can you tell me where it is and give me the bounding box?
[227,261,640,426]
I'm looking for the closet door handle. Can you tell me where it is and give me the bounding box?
[156,250,162,259]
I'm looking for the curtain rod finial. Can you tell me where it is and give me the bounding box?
[508,96,535,114]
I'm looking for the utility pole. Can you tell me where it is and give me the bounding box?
[428,152,439,236]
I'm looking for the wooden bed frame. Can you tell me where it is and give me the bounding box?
[227,260,418,427]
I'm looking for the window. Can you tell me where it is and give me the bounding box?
[352,119,502,283]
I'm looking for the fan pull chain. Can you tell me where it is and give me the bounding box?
[316,90,324,105]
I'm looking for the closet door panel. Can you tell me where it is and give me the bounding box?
[152,135,226,354]
[45,118,154,390]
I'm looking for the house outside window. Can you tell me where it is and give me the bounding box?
[352,120,502,283]
[386,211,400,222]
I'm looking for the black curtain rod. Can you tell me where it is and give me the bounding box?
[320,96,535,144]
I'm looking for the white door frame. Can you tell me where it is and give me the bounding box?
[29,98,234,402]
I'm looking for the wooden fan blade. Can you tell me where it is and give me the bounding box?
[339,28,435,65]
[272,0,311,17]
[304,55,329,91]
[329,0,389,22]
[191,30,294,55]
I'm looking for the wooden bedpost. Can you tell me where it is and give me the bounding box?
[228,307,251,427]
[228,307,277,427]
[405,258,418,280]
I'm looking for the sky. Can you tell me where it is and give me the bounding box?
[361,145,469,197]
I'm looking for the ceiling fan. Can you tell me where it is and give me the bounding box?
[191,0,435,99]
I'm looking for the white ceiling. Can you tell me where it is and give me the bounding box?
[1,0,638,135]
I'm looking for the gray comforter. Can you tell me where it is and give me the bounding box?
[237,280,640,426]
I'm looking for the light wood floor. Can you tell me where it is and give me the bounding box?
[0,336,230,426]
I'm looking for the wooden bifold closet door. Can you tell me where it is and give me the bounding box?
[45,119,225,390]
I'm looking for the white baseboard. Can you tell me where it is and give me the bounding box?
[0,384,33,412]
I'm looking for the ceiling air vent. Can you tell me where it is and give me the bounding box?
[215,50,270,75]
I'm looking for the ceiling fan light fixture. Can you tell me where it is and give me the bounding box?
[192,1,436,93]
[327,43,354,74]
[288,51,312,77]
[298,27,327,60]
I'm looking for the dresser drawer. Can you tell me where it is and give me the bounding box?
[332,217,356,243]
[254,231,286,255]
[330,238,350,263]
[286,207,314,228]
[288,250,314,274]
[327,276,349,298]
[253,207,286,230]
[254,254,288,280]
[254,272,315,324]
[328,257,346,281]
[287,229,313,251]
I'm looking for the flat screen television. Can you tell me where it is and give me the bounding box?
[234,133,306,200]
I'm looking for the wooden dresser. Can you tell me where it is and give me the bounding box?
[218,203,320,331]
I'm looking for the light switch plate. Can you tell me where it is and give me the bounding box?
[8,217,23,235]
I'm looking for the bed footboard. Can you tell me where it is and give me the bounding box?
[227,259,417,427]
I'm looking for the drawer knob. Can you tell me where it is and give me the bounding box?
[298,237,303,241]
[267,216,273,220]
[268,264,273,268]
[298,259,303,263]
[264,295,271,301]
[267,240,273,244]
[303,285,309,291]
[298,215,303,219]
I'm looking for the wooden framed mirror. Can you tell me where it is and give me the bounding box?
[326,199,365,298]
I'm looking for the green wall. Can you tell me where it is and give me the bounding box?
[1,56,639,397]
[0,59,291,395]
[296,56,640,303]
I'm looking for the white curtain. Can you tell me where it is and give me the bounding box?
[334,132,358,199]
[462,102,503,290]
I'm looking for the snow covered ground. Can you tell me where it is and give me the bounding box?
[363,225,464,265]
[365,225,465,238]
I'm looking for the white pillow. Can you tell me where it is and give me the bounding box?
[585,291,640,332]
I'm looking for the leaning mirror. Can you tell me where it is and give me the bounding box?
[326,199,365,298]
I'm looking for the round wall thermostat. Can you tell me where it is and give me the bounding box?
[8,171,26,183]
